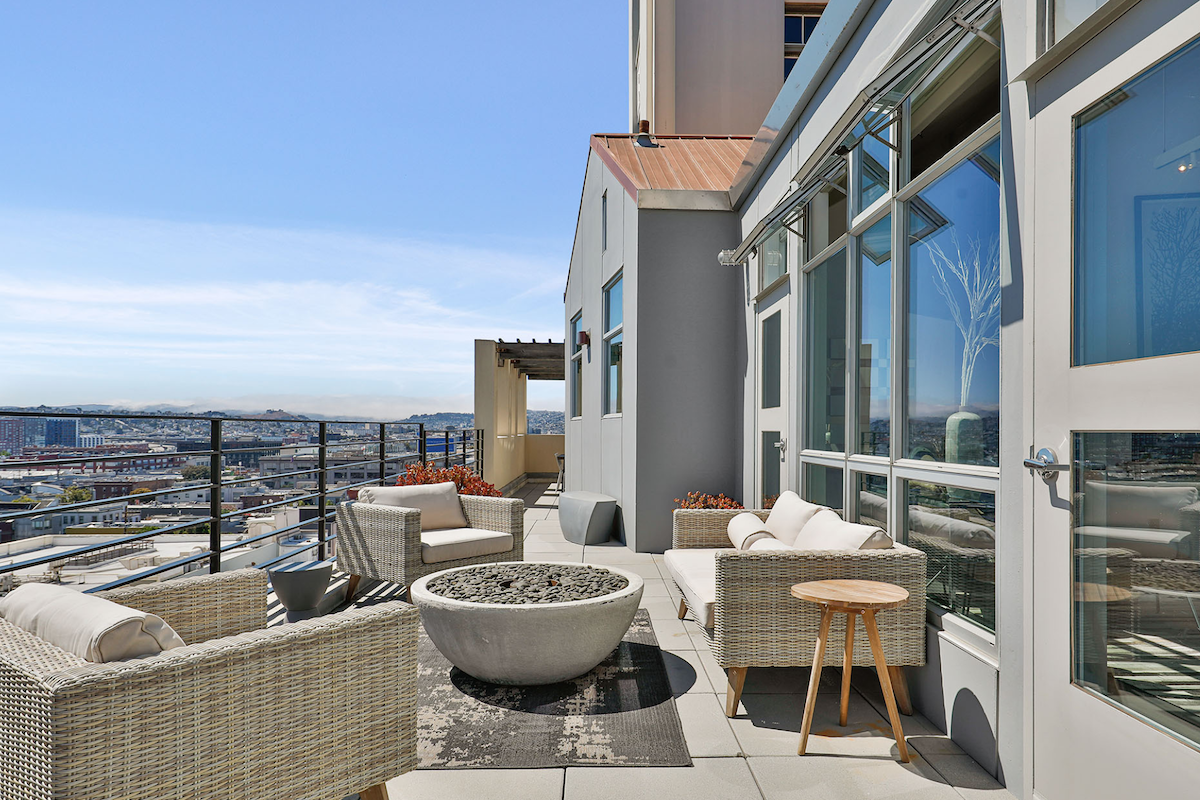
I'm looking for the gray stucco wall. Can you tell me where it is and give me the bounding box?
[633,209,744,552]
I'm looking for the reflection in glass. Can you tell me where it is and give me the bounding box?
[806,249,846,451]
[762,432,781,506]
[761,311,781,409]
[804,464,843,513]
[605,276,623,333]
[904,481,996,631]
[1073,432,1200,747]
[856,127,891,211]
[906,137,1001,466]
[856,473,888,531]
[761,227,788,287]
[605,333,622,414]
[807,171,847,258]
[857,215,891,456]
[1074,39,1200,365]
[1052,0,1106,45]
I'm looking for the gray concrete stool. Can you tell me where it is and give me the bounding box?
[559,491,617,545]
[269,560,333,619]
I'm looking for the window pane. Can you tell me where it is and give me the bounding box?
[784,16,805,44]
[857,214,891,456]
[1073,432,1200,747]
[605,277,623,333]
[605,332,623,414]
[803,463,843,513]
[602,192,608,251]
[906,137,1000,466]
[856,473,888,531]
[1074,40,1200,365]
[856,128,891,211]
[807,171,847,257]
[762,227,788,287]
[784,57,798,80]
[806,249,846,452]
[904,481,996,631]
[803,15,819,40]
[762,431,781,506]
[1052,0,1105,44]
[572,357,582,417]
[761,311,781,409]
[571,314,582,355]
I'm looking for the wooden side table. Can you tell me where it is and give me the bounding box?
[791,579,911,762]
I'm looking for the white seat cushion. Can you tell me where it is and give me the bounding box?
[727,512,774,550]
[663,548,729,628]
[793,509,893,550]
[765,491,827,546]
[0,583,185,663]
[421,528,514,564]
[359,481,468,531]
[747,538,796,552]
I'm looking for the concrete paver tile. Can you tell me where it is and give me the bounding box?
[565,757,762,800]
[748,754,961,800]
[386,767,564,800]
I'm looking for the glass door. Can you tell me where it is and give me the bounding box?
[757,285,790,507]
[1031,23,1200,799]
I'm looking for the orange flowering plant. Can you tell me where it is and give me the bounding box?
[674,491,744,510]
[396,463,502,496]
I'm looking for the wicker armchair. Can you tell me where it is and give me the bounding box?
[336,493,525,597]
[0,569,418,800]
[671,508,927,716]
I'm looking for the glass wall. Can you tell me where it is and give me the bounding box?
[856,214,891,456]
[603,276,623,415]
[803,463,843,513]
[906,137,1001,466]
[856,472,888,530]
[1073,432,1200,747]
[805,249,846,452]
[1074,39,1200,366]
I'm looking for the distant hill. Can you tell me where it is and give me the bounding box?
[400,412,475,430]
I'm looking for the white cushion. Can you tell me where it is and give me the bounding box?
[793,509,893,550]
[1074,525,1189,559]
[359,482,468,531]
[1082,481,1199,530]
[908,506,995,548]
[727,512,775,550]
[747,538,797,552]
[662,548,726,628]
[0,583,185,663]
[421,528,514,564]
[765,491,826,546]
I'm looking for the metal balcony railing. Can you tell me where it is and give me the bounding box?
[0,411,481,592]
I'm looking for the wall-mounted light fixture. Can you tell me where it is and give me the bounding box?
[577,330,591,347]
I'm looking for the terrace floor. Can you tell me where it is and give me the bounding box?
[334,482,1016,800]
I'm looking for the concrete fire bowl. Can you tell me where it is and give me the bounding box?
[410,561,645,686]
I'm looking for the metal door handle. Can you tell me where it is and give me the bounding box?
[1024,447,1068,480]
[773,438,786,462]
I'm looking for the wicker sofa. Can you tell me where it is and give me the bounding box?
[670,506,927,717]
[336,489,525,598]
[0,569,418,800]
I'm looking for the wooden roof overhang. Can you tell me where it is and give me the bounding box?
[495,341,565,381]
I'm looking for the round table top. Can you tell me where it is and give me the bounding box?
[791,579,909,611]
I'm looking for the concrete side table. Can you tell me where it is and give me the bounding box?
[269,561,334,620]
[559,491,617,545]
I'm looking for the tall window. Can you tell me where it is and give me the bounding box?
[603,275,623,414]
[570,313,583,418]
[601,191,608,252]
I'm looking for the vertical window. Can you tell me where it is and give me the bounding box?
[784,4,823,79]
[1074,39,1200,366]
[856,214,892,456]
[805,249,847,451]
[806,171,848,258]
[761,311,781,408]
[601,192,608,252]
[906,137,1001,466]
[603,275,623,414]
[570,313,583,418]
[761,227,788,288]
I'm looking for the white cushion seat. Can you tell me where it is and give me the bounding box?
[663,548,730,628]
[421,528,515,564]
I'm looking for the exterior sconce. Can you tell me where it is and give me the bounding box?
[578,331,591,347]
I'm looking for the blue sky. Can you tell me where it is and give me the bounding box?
[0,2,627,418]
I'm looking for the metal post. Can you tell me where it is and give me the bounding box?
[418,423,427,467]
[378,422,387,485]
[444,430,451,469]
[317,422,327,561]
[209,419,222,573]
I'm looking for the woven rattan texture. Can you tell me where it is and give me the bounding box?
[671,508,926,669]
[336,494,525,587]
[0,569,419,800]
[98,567,267,643]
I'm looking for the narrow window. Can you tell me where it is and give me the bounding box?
[570,312,584,418]
[601,192,608,252]
[603,275,624,414]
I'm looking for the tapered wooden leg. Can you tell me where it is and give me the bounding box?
[888,665,912,715]
[725,666,748,718]
[344,574,362,604]
[840,611,856,727]
[863,610,910,762]
[798,606,834,755]
[360,782,390,800]
[677,597,689,619]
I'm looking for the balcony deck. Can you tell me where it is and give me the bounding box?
[273,482,1013,800]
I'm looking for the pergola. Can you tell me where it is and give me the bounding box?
[494,340,565,381]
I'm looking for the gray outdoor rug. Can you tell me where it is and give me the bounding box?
[416,609,692,768]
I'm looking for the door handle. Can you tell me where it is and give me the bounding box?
[1024,447,1068,480]
[774,438,786,462]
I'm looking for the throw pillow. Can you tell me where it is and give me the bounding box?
[727,512,776,550]
[765,491,826,546]
[0,583,185,663]
[358,481,469,530]
[792,509,893,550]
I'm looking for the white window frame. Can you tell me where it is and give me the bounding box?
[570,312,584,420]
[602,273,624,416]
